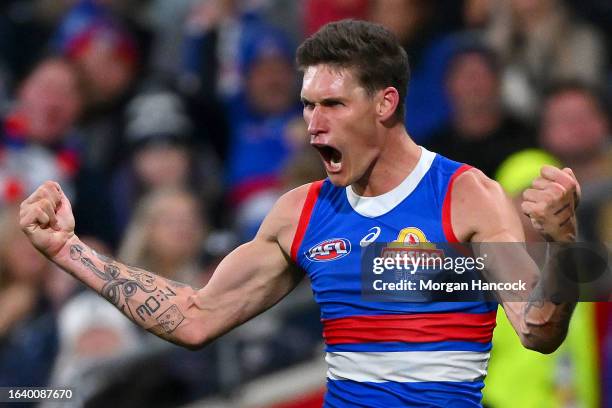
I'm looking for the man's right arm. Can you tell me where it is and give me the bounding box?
[21,181,309,349]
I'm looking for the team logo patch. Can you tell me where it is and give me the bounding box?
[306,238,352,262]
[395,227,428,246]
[382,227,445,264]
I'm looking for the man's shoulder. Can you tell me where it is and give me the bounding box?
[263,181,325,230]
[453,168,505,206]
[450,168,517,242]
[278,181,324,211]
[257,181,326,252]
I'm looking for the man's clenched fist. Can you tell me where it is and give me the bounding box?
[521,166,581,243]
[19,181,75,258]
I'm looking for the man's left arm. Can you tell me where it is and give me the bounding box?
[450,166,580,354]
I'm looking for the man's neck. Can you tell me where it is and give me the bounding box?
[351,127,421,197]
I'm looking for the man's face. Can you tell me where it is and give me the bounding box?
[541,91,609,159]
[76,39,134,105]
[301,65,382,187]
[446,53,499,114]
[18,60,83,143]
[246,56,295,115]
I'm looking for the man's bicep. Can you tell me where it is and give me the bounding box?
[190,185,310,342]
[193,237,302,340]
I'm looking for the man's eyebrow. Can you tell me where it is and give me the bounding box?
[320,97,343,105]
[301,97,345,105]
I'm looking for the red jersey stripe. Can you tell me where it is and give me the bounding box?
[323,311,497,344]
[442,164,473,243]
[291,180,324,262]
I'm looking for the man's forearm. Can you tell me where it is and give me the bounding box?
[519,243,578,353]
[519,299,575,354]
[53,235,206,348]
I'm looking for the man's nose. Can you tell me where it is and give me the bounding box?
[307,106,326,136]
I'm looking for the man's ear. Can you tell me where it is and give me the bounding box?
[377,87,400,122]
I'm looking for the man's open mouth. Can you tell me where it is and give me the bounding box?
[313,144,342,173]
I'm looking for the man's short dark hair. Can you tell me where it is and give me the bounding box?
[296,19,410,121]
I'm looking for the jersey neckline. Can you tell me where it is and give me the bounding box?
[345,146,436,218]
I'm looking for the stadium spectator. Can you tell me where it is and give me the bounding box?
[538,82,611,242]
[539,82,611,186]
[224,23,301,210]
[485,0,607,120]
[538,82,612,405]
[0,205,58,388]
[369,0,463,141]
[0,57,84,205]
[110,87,220,236]
[426,39,534,177]
[52,0,138,107]
[118,187,208,287]
[44,290,141,408]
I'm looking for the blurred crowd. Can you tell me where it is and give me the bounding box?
[0,0,610,407]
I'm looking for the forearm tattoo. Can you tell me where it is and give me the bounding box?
[70,244,187,335]
[523,278,574,345]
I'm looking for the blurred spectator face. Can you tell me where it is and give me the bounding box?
[0,208,48,285]
[464,0,492,28]
[540,90,609,160]
[4,233,48,285]
[511,0,555,20]
[76,41,134,105]
[446,52,500,113]
[17,59,83,144]
[148,192,204,263]
[369,0,431,44]
[133,144,190,189]
[246,56,295,115]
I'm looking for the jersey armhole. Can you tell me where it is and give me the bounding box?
[442,164,472,243]
[290,180,324,262]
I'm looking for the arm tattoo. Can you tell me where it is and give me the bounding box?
[156,305,185,333]
[148,305,186,336]
[126,265,157,289]
[69,244,192,335]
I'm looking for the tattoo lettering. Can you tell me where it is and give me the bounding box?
[136,296,162,321]
[156,305,185,334]
[158,286,177,299]
[135,287,179,321]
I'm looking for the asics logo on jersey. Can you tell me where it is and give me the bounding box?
[306,238,351,262]
[360,227,381,247]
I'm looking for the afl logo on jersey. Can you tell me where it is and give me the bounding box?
[306,238,351,262]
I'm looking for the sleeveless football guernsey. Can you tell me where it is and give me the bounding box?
[291,147,497,407]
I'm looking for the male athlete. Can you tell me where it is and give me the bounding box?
[20,21,579,407]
